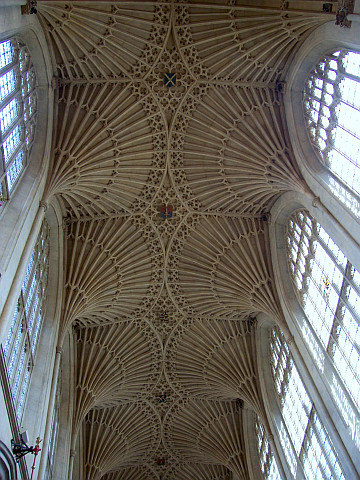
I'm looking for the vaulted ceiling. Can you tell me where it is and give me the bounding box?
[37,1,330,478]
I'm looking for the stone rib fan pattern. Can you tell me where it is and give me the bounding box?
[38,0,329,478]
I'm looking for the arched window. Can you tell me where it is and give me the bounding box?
[270,326,345,479]
[304,49,360,217]
[3,219,49,419]
[287,210,360,449]
[255,415,282,479]
[0,38,37,207]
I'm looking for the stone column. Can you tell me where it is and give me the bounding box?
[36,346,63,480]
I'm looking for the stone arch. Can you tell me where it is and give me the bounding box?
[284,20,360,242]
[0,440,17,480]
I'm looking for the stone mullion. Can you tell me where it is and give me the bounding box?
[5,295,25,383]
[327,262,360,359]
[340,67,360,84]
[299,407,339,480]
[0,148,7,199]
[305,55,339,158]
[315,230,345,277]
[298,405,313,471]
[333,119,360,143]
[10,309,29,401]
[339,269,360,327]
[269,329,307,479]
[22,282,35,377]
[325,263,347,358]
[335,91,359,110]
[1,66,25,180]
[0,91,24,140]
[0,56,22,110]
[288,213,316,304]
[328,143,357,171]
[318,58,334,142]
[3,132,24,177]
[0,55,17,77]
[0,79,20,112]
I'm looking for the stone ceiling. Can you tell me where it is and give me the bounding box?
[37,1,329,478]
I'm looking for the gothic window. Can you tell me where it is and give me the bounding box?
[0,38,37,207]
[255,416,282,479]
[270,327,345,479]
[3,220,49,420]
[304,49,360,217]
[287,210,360,450]
[46,366,61,479]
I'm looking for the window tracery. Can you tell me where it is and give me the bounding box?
[255,416,281,479]
[287,210,360,449]
[270,327,345,479]
[304,49,360,217]
[0,38,37,207]
[3,220,49,419]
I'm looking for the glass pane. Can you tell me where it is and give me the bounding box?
[17,365,30,420]
[270,328,345,479]
[7,322,23,381]
[0,98,18,133]
[0,40,13,69]
[304,49,360,217]
[339,77,360,109]
[6,150,24,192]
[3,124,21,164]
[3,301,21,358]
[23,252,34,290]
[287,210,360,450]
[256,416,282,479]
[4,221,49,418]
[0,69,16,102]
[343,51,360,78]
[0,38,37,202]
[12,346,26,400]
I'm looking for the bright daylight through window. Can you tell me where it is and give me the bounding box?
[304,49,360,217]
[3,220,49,420]
[256,415,281,479]
[270,327,345,480]
[287,210,360,450]
[0,38,37,207]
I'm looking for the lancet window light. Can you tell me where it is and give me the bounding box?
[304,49,360,217]
[255,416,282,479]
[0,38,37,207]
[3,220,49,419]
[270,327,345,479]
[287,210,360,450]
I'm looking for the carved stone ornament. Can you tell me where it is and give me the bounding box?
[34,0,330,476]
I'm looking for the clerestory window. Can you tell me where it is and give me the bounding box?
[287,210,360,450]
[304,49,360,217]
[3,220,49,420]
[270,327,345,479]
[0,38,37,208]
[256,415,282,479]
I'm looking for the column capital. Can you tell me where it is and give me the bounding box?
[39,200,48,212]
